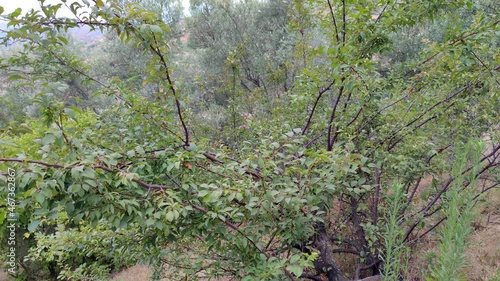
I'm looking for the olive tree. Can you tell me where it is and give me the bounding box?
[0,0,498,280]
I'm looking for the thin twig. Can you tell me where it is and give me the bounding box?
[302,79,336,135]
[326,0,340,43]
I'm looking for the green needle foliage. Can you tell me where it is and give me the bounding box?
[428,141,483,281]
[380,183,409,281]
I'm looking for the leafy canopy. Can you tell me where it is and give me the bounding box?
[0,0,498,280]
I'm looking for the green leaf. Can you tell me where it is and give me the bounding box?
[41,134,55,145]
[8,74,24,81]
[71,166,84,178]
[84,179,97,187]
[166,211,175,222]
[11,8,22,18]
[95,0,104,7]
[0,209,5,224]
[0,139,18,147]
[146,218,155,226]
[290,254,301,263]
[68,184,82,194]
[58,36,69,45]
[286,265,303,277]
[41,188,53,198]
[167,162,174,172]
[65,202,75,214]
[81,168,95,179]
[209,189,223,202]
[236,193,243,201]
[35,192,45,204]
[150,25,163,34]
[74,213,84,224]
[135,146,145,154]
[33,208,49,216]
[127,150,136,157]
[28,219,41,232]
[64,108,76,119]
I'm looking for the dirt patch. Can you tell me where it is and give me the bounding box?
[464,215,500,281]
[462,184,500,281]
[0,270,12,281]
[111,265,152,281]
[110,264,234,281]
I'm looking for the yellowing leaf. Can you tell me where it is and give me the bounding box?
[8,74,24,81]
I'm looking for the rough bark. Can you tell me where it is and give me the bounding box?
[312,222,349,281]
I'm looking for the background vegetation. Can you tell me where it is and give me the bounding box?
[0,0,499,280]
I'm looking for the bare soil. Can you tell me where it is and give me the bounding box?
[0,270,10,281]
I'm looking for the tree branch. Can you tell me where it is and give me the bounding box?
[326,0,340,43]
[150,35,190,146]
[0,158,175,191]
[302,79,336,135]
[327,81,345,151]
[341,0,346,45]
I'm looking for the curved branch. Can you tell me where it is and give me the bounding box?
[302,79,336,135]
[326,0,340,43]
[150,34,190,146]
[327,81,345,151]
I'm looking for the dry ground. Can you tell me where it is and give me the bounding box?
[0,270,9,281]
[111,265,153,281]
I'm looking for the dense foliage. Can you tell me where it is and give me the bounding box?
[0,0,499,280]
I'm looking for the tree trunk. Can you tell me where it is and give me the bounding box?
[312,222,349,281]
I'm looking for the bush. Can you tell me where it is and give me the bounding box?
[26,219,143,280]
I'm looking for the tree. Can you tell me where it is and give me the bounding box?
[0,0,498,280]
